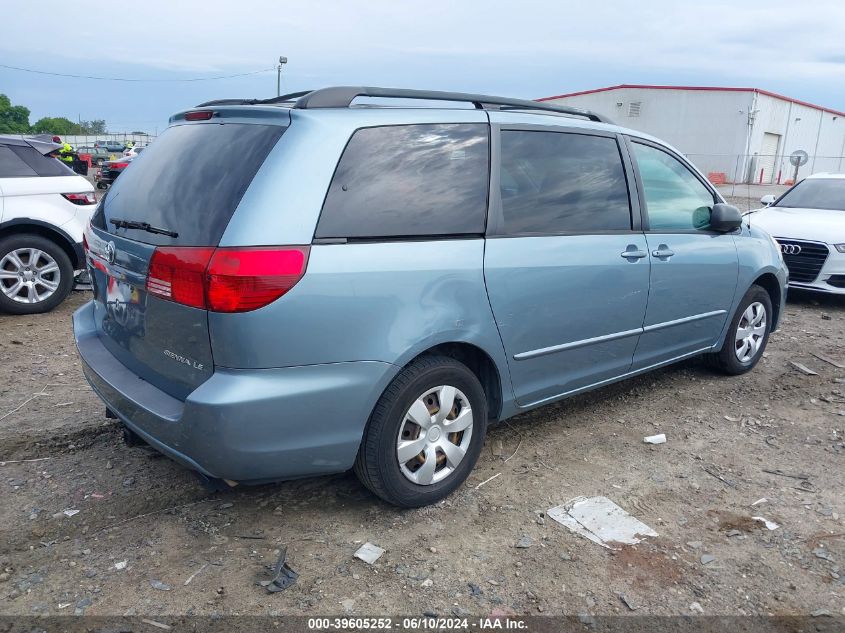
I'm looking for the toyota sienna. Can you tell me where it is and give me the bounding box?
[74,87,788,507]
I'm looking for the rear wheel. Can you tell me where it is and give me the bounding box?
[354,355,488,507]
[0,234,74,315]
[709,285,772,375]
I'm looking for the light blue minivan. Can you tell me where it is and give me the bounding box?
[74,87,787,507]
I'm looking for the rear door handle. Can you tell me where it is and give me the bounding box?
[620,246,648,260]
[652,244,675,259]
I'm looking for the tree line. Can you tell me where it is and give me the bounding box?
[0,93,107,136]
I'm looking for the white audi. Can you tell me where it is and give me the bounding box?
[751,173,845,295]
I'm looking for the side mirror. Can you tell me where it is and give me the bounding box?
[760,194,776,206]
[710,203,742,232]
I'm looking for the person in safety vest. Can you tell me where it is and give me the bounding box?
[58,142,75,164]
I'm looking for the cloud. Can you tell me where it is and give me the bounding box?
[1,0,843,129]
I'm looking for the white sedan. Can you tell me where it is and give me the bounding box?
[752,173,845,295]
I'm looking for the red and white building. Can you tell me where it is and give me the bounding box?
[538,85,845,184]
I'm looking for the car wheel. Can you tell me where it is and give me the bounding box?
[354,355,488,507]
[0,234,74,315]
[709,284,772,375]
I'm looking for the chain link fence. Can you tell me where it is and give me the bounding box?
[63,132,157,150]
[686,153,845,186]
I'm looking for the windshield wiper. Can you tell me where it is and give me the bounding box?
[110,218,179,238]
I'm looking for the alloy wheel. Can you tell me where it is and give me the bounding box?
[0,248,61,305]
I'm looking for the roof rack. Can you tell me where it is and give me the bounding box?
[196,87,611,123]
[292,86,611,123]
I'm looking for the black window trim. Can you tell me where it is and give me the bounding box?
[486,123,640,238]
[624,135,726,235]
[311,121,492,244]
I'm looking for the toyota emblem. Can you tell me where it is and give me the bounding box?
[105,241,117,264]
[779,243,801,255]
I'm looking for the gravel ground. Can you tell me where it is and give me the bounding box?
[0,272,844,619]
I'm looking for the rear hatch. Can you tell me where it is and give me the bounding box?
[86,116,287,399]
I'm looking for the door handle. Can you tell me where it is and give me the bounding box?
[620,246,648,260]
[652,244,675,259]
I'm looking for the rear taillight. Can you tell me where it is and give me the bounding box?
[185,110,214,121]
[146,247,215,310]
[63,192,97,205]
[146,246,309,313]
[110,162,130,169]
[206,247,309,312]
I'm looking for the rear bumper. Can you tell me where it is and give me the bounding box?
[73,301,398,482]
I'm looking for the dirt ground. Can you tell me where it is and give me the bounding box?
[1,199,844,619]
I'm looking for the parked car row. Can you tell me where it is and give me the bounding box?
[76,145,118,166]
[95,155,137,189]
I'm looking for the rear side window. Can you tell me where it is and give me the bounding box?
[315,124,489,239]
[498,131,631,234]
[0,146,37,177]
[93,123,285,246]
[11,145,75,177]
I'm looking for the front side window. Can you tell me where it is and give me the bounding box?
[632,142,715,230]
[498,130,631,234]
[315,124,489,239]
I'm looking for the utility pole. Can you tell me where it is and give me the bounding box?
[276,56,288,97]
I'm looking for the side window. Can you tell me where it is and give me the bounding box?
[631,142,715,230]
[11,146,74,177]
[0,146,37,178]
[498,130,631,234]
[316,123,489,239]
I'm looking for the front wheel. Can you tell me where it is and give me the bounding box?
[0,234,74,315]
[709,285,772,375]
[354,355,488,507]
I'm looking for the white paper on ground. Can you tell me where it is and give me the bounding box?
[751,516,780,530]
[548,496,658,549]
[353,542,385,565]
[644,434,667,444]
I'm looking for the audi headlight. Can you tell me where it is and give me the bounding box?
[834,243,845,253]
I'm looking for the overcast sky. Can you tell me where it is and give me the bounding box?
[2,0,845,133]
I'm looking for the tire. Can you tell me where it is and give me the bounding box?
[0,233,74,315]
[709,284,772,375]
[354,355,488,507]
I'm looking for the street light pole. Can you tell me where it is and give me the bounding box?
[276,56,288,97]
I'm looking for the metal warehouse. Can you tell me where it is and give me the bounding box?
[539,85,845,184]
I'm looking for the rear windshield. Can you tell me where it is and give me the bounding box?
[775,178,845,211]
[92,122,285,246]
